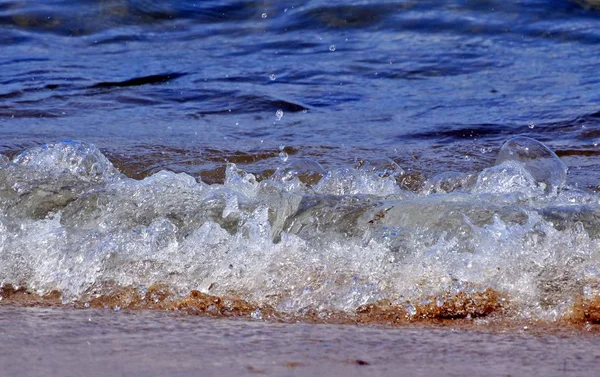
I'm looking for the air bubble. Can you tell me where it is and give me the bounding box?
[261,13,267,18]
[269,73,276,81]
[272,157,326,185]
[495,136,567,194]
[355,158,404,178]
[329,44,336,51]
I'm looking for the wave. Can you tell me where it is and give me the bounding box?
[1,137,600,325]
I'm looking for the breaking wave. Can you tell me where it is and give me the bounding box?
[1,137,600,324]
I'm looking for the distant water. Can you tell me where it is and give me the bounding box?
[2,0,600,325]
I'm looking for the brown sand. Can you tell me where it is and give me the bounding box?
[2,283,600,332]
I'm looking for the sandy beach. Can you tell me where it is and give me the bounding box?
[1,306,599,377]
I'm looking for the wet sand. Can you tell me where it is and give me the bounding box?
[1,306,599,377]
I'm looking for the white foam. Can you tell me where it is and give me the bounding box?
[1,139,599,319]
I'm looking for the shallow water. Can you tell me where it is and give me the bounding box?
[2,1,600,327]
[1,306,600,377]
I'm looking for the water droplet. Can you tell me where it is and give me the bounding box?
[269,73,276,81]
[276,109,284,120]
[278,144,288,162]
[261,13,267,18]
[329,44,336,51]
[84,302,90,308]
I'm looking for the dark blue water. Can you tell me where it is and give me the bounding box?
[2,0,600,185]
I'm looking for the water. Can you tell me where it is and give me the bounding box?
[2,1,600,182]
[2,0,600,331]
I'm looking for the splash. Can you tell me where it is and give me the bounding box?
[1,139,599,325]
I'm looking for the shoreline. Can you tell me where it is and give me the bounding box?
[3,284,600,336]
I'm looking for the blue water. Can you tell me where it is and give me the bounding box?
[2,0,600,185]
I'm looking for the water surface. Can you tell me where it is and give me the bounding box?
[2,0,600,183]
